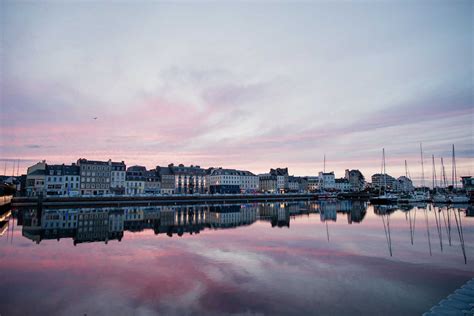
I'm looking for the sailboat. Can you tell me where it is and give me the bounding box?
[448,145,469,204]
[399,144,430,204]
[432,155,449,203]
[370,148,398,204]
[433,157,449,203]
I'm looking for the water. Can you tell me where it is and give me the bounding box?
[1,201,473,315]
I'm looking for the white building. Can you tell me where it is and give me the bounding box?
[111,161,126,194]
[319,172,336,190]
[334,178,351,192]
[207,168,259,193]
[396,176,414,192]
[26,161,47,197]
[125,166,146,195]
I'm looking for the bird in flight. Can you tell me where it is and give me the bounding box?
[93,117,98,120]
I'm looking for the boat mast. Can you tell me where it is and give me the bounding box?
[441,157,447,188]
[432,155,437,192]
[420,143,425,192]
[323,154,326,173]
[451,144,457,189]
[383,148,387,194]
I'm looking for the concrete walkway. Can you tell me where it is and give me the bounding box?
[424,278,474,316]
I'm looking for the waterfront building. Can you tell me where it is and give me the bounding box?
[173,164,207,194]
[371,173,397,191]
[63,165,80,196]
[25,161,47,197]
[208,168,258,194]
[269,168,289,193]
[318,172,336,190]
[125,166,146,195]
[334,178,351,192]
[396,176,414,192]
[44,164,80,196]
[306,176,320,192]
[44,165,64,196]
[144,170,161,194]
[77,159,113,196]
[157,164,207,194]
[110,161,126,195]
[157,165,175,195]
[345,169,365,192]
[259,173,277,193]
[297,177,309,193]
[287,176,300,192]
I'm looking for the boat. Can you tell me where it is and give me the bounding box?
[432,193,449,203]
[449,194,469,204]
[370,148,398,205]
[430,155,449,203]
[448,144,470,204]
[370,193,398,204]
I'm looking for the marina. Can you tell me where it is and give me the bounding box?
[1,200,473,315]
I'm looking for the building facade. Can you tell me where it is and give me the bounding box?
[319,172,336,190]
[77,159,112,196]
[111,161,126,195]
[145,170,161,194]
[259,174,277,193]
[270,168,289,193]
[208,168,258,194]
[125,166,146,195]
[25,161,47,197]
[334,178,351,192]
[371,173,397,191]
[345,169,365,192]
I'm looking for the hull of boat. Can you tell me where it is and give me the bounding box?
[370,197,398,205]
[449,196,470,204]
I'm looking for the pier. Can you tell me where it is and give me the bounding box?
[424,278,474,316]
[12,193,318,208]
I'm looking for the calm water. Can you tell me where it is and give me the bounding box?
[1,201,473,316]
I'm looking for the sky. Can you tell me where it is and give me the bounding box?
[0,1,472,185]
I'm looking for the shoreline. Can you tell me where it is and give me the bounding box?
[11,193,322,208]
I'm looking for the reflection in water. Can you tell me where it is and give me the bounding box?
[424,207,432,256]
[453,207,467,264]
[2,201,470,264]
[374,205,396,257]
[0,201,473,316]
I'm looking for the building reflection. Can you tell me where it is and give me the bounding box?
[13,201,370,245]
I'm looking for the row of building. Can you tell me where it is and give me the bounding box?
[24,159,371,197]
[24,158,426,197]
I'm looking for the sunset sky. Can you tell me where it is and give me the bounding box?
[1,1,472,184]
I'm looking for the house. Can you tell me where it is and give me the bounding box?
[345,169,365,191]
[77,159,113,196]
[125,166,146,195]
[207,168,258,194]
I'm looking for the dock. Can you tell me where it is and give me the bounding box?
[424,278,474,316]
[11,193,318,208]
